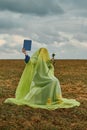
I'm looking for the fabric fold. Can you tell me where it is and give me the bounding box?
[4,48,80,110]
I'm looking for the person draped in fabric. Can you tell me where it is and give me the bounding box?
[4,48,80,110]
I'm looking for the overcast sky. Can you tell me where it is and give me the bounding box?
[0,0,87,59]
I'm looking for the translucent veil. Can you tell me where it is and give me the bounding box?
[4,48,80,110]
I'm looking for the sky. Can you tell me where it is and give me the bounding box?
[0,0,87,59]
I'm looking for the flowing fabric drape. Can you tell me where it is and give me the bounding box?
[4,48,80,110]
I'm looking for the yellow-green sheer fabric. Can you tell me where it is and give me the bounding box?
[4,48,80,110]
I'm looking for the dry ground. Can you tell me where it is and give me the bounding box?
[0,59,87,130]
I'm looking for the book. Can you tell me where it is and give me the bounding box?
[23,39,32,51]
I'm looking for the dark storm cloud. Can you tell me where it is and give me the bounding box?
[59,0,87,9]
[0,11,23,30]
[0,18,20,29]
[71,0,87,9]
[31,31,69,44]
[0,0,64,16]
[0,0,87,59]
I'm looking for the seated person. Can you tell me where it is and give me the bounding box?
[4,48,80,110]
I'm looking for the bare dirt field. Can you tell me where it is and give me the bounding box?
[0,59,87,130]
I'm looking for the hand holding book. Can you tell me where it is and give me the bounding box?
[22,48,27,55]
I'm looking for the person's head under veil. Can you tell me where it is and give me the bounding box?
[39,48,50,62]
[31,48,52,67]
